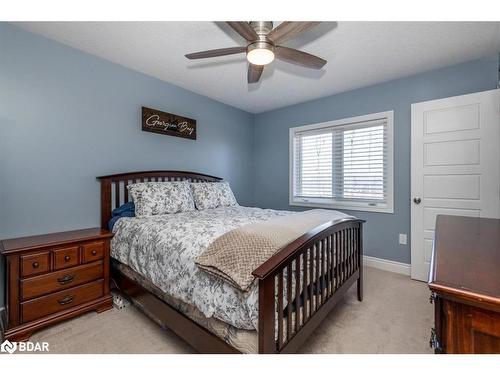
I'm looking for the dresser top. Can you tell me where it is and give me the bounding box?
[429,215,500,305]
[1,228,112,254]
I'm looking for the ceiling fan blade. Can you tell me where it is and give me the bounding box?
[226,22,259,41]
[248,64,264,83]
[275,46,326,69]
[185,46,247,60]
[267,22,321,44]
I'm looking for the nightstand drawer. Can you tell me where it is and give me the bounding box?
[53,246,79,270]
[82,241,104,263]
[21,252,50,277]
[21,261,103,300]
[21,279,104,323]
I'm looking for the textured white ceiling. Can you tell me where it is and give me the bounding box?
[14,21,500,113]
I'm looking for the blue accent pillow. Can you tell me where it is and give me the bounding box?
[108,202,135,231]
[112,201,135,217]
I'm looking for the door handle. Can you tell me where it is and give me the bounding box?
[413,197,421,204]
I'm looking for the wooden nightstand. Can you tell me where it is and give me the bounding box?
[1,228,113,341]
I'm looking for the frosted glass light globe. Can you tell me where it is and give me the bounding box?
[247,48,275,65]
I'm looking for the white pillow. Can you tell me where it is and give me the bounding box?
[128,181,195,217]
[190,182,238,210]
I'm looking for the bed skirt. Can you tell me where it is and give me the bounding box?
[112,260,258,353]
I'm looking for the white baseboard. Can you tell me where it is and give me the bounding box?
[363,255,411,276]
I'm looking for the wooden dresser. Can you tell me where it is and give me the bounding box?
[429,215,500,354]
[1,228,113,341]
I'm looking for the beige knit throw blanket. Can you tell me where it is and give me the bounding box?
[195,209,354,291]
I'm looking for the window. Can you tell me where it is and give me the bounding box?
[290,111,394,213]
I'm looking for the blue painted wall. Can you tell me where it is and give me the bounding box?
[0,24,254,306]
[253,55,499,264]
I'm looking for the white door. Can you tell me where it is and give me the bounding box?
[411,89,500,281]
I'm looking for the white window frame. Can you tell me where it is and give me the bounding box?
[289,111,394,214]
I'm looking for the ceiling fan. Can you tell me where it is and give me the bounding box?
[185,21,327,84]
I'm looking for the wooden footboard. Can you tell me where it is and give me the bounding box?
[253,218,364,353]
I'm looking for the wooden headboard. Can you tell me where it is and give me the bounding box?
[96,170,222,229]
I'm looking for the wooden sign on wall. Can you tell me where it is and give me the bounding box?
[142,106,196,140]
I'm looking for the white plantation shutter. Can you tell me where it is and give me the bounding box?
[334,120,387,202]
[290,112,393,213]
[292,130,332,198]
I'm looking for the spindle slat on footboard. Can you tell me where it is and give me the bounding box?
[286,264,292,340]
[253,218,364,353]
[295,255,301,333]
[302,249,309,323]
[277,272,284,349]
[309,247,314,315]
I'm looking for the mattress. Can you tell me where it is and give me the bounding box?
[110,205,292,330]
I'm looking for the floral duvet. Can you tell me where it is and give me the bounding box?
[111,205,291,330]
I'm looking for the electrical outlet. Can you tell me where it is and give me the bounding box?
[399,233,407,245]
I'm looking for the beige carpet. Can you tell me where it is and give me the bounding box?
[29,266,433,354]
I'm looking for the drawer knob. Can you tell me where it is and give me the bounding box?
[91,250,97,256]
[32,262,39,268]
[57,274,74,285]
[57,295,75,305]
[64,255,71,262]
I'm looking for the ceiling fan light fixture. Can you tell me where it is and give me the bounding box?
[185,21,326,84]
[246,41,275,66]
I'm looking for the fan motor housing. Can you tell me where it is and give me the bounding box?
[249,21,273,35]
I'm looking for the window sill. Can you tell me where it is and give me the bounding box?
[290,200,394,214]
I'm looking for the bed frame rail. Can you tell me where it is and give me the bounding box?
[253,218,364,353]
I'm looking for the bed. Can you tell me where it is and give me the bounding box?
[97,170,364,353]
